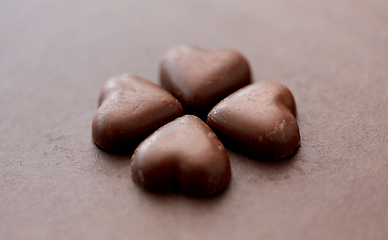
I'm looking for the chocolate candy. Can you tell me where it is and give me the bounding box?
[160,45,251,118]
[92,74,184,153]
[131,115,231,196]
[207,81,300,161]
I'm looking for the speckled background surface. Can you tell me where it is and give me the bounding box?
[1,0,387,239]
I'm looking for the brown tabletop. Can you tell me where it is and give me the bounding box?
[1,0,387,239]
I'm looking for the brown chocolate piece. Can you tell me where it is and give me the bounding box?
[92,74,184,153]
[131,115,231,196]
[207,81,300,161]
[160,45,251,118]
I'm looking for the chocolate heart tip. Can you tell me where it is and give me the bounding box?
[131,115,231,197]
[207,80,300,161]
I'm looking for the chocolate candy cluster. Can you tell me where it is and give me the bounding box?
[92,45,300,196]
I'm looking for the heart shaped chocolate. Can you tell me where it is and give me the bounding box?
[160,45,251,118]
[92,74,183,153]
[131,115,231,196]
[206,81,300,161]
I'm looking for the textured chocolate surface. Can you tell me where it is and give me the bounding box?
[1,1,388,240]
[131,115,231,196]
[160,45,251,117]
[92,74,183,153]
[207,81,300,160]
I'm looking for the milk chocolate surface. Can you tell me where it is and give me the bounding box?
[92,74,183,153]
[160,45,251,117]
[131,115,231,196]
[207,81,300,161]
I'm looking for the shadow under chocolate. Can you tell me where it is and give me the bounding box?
[133,179,232,208]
